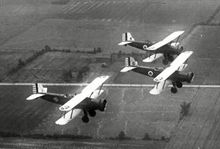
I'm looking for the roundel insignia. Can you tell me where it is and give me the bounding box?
[143,45,148,50]
[53,97,59,103]
[148,71,153,76]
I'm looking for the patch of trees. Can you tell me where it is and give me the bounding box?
[0,131,92,140]
[8,46,49,75]
[179,101,191,121]
[142,133,170,142]
[7,45,73,76]
[109,131,132,140]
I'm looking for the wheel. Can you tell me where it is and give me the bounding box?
[176,82,183,88]
[162,59,169,65]
[171,87,178,93]
[82,115,89,123]
[88,110,96,117]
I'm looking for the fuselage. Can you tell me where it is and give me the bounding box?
[40,90,107,112]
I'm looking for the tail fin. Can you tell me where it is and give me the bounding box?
[33,83,47,94]
[122,32,135,42]
[120,57,138,72]
[118,32,135,46]
[26,83,47,100]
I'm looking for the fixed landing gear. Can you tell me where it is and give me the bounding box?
[82,110,89,123]
[176,82,183,88]
[88,110,96,117]
[171,87,178,93]
[82,115,89,123]
[171,82,180,94]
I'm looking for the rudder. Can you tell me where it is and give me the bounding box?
[122,32,135,42]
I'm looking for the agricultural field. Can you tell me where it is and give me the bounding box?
[0,0,220,148]
[2,51,113,83]
[1,0,218,52]
[0,85,191,138]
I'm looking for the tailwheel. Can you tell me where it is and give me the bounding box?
[162,59,169,65]
[82,115,89,123]
[171,87,178,93]
[176,82,183,88]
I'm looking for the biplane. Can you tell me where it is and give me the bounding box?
[26,76,109,125]
[121,51,194,95]
[118,31,184,65]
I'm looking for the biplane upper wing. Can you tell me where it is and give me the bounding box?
[59,76,109,112]
[146,31,184,51]
[153,51,193,82]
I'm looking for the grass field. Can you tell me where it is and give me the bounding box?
[0,85,190,139]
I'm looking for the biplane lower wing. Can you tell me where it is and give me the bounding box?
[55,109,82,125]
[150,80,171,95]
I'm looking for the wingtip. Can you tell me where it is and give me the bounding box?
[142,58,153,63]
[55,119,67,125]
[149,89,160,95]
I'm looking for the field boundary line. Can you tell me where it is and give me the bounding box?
[0,83,220,88]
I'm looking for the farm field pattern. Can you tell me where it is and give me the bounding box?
[0,0,220,149]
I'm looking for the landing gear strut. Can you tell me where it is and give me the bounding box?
[82,110,89,123]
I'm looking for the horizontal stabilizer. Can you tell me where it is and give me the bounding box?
[55,109,82,125]
[143,53,163,63]
[120,66,136,72]
[118,41,132,46]
[26,93,45,100]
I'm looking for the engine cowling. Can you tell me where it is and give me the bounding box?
[170,42,180,49]
[187,72,194,83]
[99,99,107,111]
